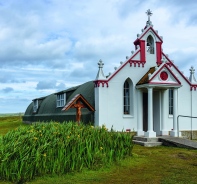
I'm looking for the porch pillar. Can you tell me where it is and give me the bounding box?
[145,87,156,137]
[161,90,168,135]
[137,89,144,136]
[170,88,178,137]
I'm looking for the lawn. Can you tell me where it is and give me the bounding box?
[0,116,197,184]
[26,146,197,184]
[0,115,27,135]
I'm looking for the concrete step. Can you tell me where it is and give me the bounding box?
[133,136,159,142]
[133,140,163,147]
[159,137,197,149]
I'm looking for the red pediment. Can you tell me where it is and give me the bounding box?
[137,63,181,87]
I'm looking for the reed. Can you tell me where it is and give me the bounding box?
[0,122,133,183]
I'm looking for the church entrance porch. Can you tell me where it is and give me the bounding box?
[137,86,179,138]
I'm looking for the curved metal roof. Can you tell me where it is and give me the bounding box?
[24,81,94,117]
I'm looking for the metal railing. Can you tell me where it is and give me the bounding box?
[177,115,197,139]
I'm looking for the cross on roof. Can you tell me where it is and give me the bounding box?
[146,9,153,22]
[190,66,195,74]
[98,59,104,68]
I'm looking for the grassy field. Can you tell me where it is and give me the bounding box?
[0,116,197,184]
[0,115,27,135]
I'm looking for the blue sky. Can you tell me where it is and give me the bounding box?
[0,0,197,113]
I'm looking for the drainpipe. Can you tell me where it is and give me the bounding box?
[191,89,193,140]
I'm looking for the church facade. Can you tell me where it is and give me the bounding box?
[94,10,197,137]
[23,10,197,138]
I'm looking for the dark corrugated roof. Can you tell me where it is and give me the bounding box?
[23,81,94,116]
[32,96,46,101]
[137,67,156,85]
[55,85,81,94]
[66,81,94,107]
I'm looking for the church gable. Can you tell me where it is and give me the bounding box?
[149,63,181,86]
[94,9,197,92]
[136,62,181,87]
[134,26,163,45]
[162,53,197,90]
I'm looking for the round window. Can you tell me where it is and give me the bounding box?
[160,71,168,81]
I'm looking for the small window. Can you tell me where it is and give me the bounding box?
[123,80,130,114]
[33,100,38,113]
[57,93,66,107]
[169,89,173,115]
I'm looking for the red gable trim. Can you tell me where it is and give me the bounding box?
[107,49,144,82]
[162,53,197,91]
[134,26,163,45]
[191,86,197,91]
[149,64,181,85]
[94,80,108,87]
[149,82,181,86]
[162,53,191,85]
[94,49,146,87]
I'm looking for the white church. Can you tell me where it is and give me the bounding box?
[94,9,197,138]
[24,10,197,139]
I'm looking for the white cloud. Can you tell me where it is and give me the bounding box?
[0,0,197,113]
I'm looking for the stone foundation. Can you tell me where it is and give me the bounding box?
[181,131,197,140]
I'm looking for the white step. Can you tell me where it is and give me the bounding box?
[133,140,162,147]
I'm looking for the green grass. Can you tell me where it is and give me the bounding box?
[0,115,27,135]
[0,121,133,183]
[22,145,196,184]
[0,116,197,184]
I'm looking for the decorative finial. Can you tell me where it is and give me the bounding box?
[98,59,104,69]
[189,66,197,84]
[190,66,195,74]
[146,9,153,22]
[96,59,106,80]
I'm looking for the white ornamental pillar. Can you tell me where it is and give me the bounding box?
[145,87,156,137]
[161,90,168,135]
[137,89,144,136]
[170,88,178,137]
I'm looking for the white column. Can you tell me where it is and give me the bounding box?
[145,87,156,137]
[170,88,178,137]
[137,89,144,136]
[160,90,169,135]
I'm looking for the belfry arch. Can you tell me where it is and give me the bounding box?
[147,35,154,54]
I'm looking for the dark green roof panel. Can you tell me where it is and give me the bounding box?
[23,81,95,123]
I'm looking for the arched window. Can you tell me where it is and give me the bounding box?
[147,35,154,54]
[123,80,130,114]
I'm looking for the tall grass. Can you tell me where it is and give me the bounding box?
[0,122,133,183]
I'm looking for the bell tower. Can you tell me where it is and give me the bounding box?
[134,9,163,66]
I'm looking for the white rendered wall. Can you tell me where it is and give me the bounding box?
[191,90,197,130]
[94,86,109,127]
[95,63,149,131]
[166,66,195,131]
[95,46,197,132]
